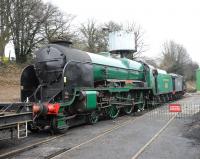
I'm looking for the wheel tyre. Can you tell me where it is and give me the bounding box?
[53,127,69,134]
[133,106,142,116]
[152,97,156,107]
[51,118,69,134]
[138,102,145,111]
[107,105,120,119]
[123,106,133,115]
[134,102,145,116]
[28,122,39,133]
[52,125,69,134]
[133,105,139,112]
[87,111,99,125]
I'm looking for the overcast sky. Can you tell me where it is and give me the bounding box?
[45,0,200,64]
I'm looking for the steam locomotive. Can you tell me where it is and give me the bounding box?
[21,40,185,133]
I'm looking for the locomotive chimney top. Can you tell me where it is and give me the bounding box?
[50,40,72,47]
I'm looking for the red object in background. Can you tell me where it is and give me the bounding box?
[47,103,60,114]
[33,104,40,114]
[169,104,182,112]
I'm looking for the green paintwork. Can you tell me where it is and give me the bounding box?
[57,116,66,128]
[87,111,99,124]
[87,52,144,81]
[135,92,145,111]
[106,105,120,119]
[156,72,173,94]
[196,69,200,91]
[123,94,133,114]
[145,66,173,95]
[85,91,97,110]
[57,106,67,129]
[145,67,156,94]
[56,51,174,130]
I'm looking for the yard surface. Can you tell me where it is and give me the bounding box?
[0,95,199,159]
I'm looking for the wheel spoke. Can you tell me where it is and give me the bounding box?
[107,105,120,119]
[87,111,99,124]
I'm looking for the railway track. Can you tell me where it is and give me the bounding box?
[131,114,176,159]
[1,101,188,159]
[0,113,141,159]
[46,116,141,159]
[46,114,177,159]
[0,134,66,159]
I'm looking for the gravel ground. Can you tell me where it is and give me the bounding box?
[138,115,200,159]
[183,112,200,145]
[0,115,135,157]
[139,96,200,159]
[1,95,200,159]
[0,132,53,154]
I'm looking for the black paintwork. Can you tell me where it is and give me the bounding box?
[21,42,93,102]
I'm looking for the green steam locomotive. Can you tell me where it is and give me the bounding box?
[20,39,184,133]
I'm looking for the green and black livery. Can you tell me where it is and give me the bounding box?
[21,41,185,132]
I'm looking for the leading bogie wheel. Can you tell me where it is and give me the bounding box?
[28,122,39,133]
[87,111,99,125]
[51,117,69,134]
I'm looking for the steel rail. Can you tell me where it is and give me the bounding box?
[47,105,174,159]
[0,115,139,159]
[131,114,177,159]
[46,109,161,159]
[0,103,171,159]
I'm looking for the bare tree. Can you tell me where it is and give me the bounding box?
[139,56,159,68]
[160,40,198,80]
[103,21,122,32]
[9,0,44,62]
[160,41,190,75]
[78,20,146,56]
[79,19,102,53]
[125,22,146,58]
[184,61,199,81]
[40,4,75,43]
[0,0,12,56]
[1,0,75,63]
